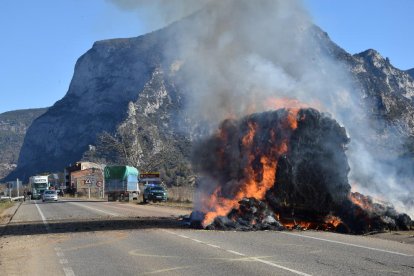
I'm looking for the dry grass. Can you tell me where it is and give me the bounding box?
[166,186,194,203]
[0,200,15,216]
[136,186,195,210]
[151,201,193,210]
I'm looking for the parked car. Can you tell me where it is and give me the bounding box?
[143,185,167,203]
[42,190,58,202]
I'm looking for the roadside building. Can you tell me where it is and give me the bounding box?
[70,167,104,198]
[64,161,103,194]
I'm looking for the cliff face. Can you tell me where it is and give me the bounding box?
[6,34,165,181]
[5,16,414,186]
[0,108,47,180]
[406,68,414,80]
[351,49,414,133]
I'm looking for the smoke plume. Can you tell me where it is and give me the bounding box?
[110,0,413,217]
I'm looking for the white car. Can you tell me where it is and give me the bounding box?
[42,190,58,202]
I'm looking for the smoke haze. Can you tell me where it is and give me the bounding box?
[109,0,413,217]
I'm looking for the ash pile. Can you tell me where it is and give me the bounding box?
[191,108,412,233]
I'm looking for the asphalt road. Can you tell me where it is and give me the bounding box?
[1,199,413,276]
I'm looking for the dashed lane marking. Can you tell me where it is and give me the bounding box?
[163,230,311,275]
[280,232,413,257]
[55,245,76,276]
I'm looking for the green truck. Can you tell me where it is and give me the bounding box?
[104,166,140,201]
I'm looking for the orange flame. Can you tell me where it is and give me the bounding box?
[283,221,313,230]
[349,192,374,212]
[265,98,308,110]
[324,215,342,228]
[201,105,301,227]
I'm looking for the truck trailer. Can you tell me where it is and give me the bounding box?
[104,166,140,201]
[29,175,50,200]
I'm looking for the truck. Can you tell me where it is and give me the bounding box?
[29,175,50,199]
[104,166,140,201]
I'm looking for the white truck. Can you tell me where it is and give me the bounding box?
[29,175,50,199]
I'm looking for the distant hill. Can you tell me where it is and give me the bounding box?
[0,108,48,180]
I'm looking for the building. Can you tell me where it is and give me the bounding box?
[71,167,104,197]
[64,161,103,193]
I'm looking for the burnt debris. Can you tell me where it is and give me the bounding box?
[192,108,412,233]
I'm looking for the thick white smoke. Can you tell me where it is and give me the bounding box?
[107,0,210,32]
[110,0,413,217]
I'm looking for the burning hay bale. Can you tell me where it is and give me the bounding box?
[206,198,284,231]
[192,108,412,233]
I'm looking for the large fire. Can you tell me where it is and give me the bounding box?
[200,104,299,227]
[192,105,412,233]
[197,99,306,226]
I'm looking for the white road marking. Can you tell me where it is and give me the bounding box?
[226,250,245,256]
[55,246,76,275]
[280,232,413,257]
[63,267,76,276]
[34,202,76,276]
[35,201,50,231]
[251,257,312,276]
[68,202,120,216]
[163,230,311,275]
[54,233,75,274]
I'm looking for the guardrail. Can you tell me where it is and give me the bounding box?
[0,196,25,201]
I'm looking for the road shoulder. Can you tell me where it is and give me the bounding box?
[368,230,414,245]
[0,201,20,225]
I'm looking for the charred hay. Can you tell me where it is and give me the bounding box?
[192,108,412,233]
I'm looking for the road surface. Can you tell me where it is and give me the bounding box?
[0,199,413,275]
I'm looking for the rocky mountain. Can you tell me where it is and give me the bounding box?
[346,48,414,157]
[352,49,414,130]
[0,108,47,180]
[407,68,414,80]
[5,5,414,189]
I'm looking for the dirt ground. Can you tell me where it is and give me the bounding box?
[368,230,414,245]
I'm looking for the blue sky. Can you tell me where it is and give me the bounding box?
[0,0,413,114]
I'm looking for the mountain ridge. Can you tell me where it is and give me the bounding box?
[3,15,414,189]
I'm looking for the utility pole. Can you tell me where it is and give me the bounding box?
[102,165,105,199]
[17,178,19,198]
